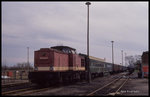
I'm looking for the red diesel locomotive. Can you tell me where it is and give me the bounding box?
[28,46,86,84]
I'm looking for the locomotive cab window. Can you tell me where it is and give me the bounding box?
[62,48,76,54]
[71,50,76,54]
[62,48,70,53]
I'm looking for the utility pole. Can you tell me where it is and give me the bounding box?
[121,50,123,66]
[121,50,123,72]
[125,52,127,67]
[27,47,29,72]
[85,2,91,83]
[111,41,114,70]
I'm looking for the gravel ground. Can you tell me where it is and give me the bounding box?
[3,72,148,96]
[119,72,149,96]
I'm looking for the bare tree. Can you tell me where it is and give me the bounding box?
[8,62,33,70]
[125,55,141,68]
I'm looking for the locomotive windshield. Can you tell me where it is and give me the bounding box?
[62,48,71,53]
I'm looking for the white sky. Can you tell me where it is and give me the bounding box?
[2,2,148,66]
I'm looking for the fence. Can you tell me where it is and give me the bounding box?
[2,70,33,84]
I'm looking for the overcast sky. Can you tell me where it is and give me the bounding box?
[2,2,148,66]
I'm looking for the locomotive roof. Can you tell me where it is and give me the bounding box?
[51,46,76,51]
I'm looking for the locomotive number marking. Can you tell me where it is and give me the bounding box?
[40,57,48,59]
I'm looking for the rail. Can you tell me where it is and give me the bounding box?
[87,76,122,96]
[87,73,130,96]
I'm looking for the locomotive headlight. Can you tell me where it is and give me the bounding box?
[50,66,53,71]
[34,67,38,71]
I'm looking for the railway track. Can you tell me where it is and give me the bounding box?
[108,77,129,96]
[2,82,57,96]
[2,86,52,96]
[2,82,35,96]
[2,82,30,88]
[2,87,33,95]
[87,73,131,96]
[2,81,60,96]
[2,82,34,93]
